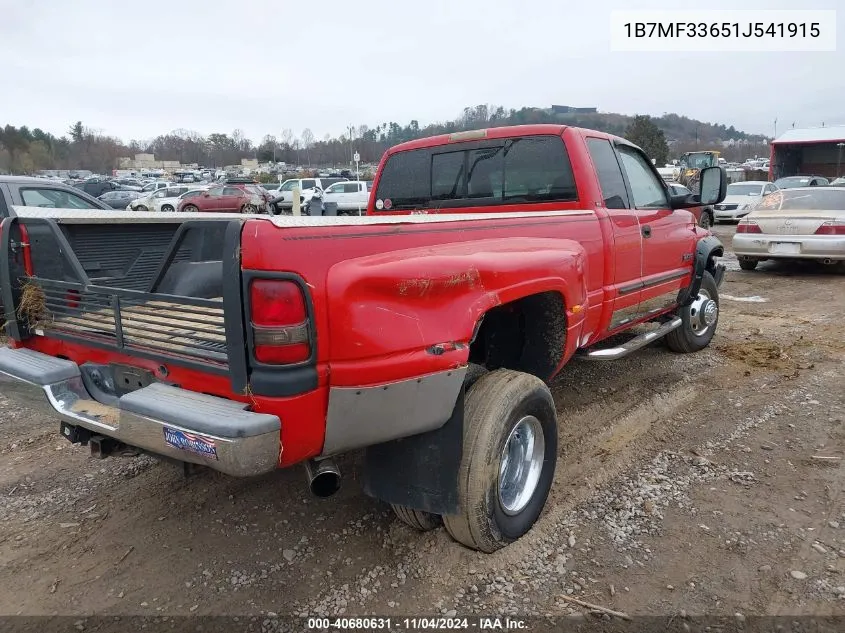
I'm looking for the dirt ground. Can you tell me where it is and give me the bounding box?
[1,223,844,627]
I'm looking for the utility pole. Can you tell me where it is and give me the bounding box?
[837,143,845,178]
[773,118,777,139]
[347,125,355,166]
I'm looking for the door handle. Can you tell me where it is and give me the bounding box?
[642,225,652,238]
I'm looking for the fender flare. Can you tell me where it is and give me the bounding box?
[679,235,725,306]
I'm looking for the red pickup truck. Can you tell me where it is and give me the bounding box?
[0,125,726,552]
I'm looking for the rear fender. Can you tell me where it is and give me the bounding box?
[326,237,588,386]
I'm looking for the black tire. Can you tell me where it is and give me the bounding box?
[739,258,759,271]
[666,270,719,353]
[443,369,557,553]
[183,204,198,213]
[698,210,713,230]
[161,204,174,213]
[390,504,442,531]
[464,363,488,390]
[241,204,258,214]
[135,204,148,212]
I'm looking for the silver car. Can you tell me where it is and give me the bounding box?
[733,187,845,270]
[714,181,778,223]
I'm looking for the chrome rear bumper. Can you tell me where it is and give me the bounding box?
[0,348,281,477]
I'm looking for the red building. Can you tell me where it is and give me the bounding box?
[770,125,845,181]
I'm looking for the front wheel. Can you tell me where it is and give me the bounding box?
[698,210,713,230]
[241,204,258,214]
[182,204,198,213]
[739,258,759,271]
[161,204,174,213]
[665,270,719,353]
[443,369,557,553]
[135,204,148,212]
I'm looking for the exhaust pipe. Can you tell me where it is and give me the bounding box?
[304,458,341,497]
[822,258,836,265]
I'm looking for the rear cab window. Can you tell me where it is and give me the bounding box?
[374,134,577,211]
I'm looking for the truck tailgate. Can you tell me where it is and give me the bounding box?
[2,208,247,375]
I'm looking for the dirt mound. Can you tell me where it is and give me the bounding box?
[717,340,792,369]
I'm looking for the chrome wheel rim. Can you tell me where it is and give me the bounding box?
[498,415,545,516]
[688,289,718,337]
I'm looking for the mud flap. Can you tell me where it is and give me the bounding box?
[361,390,464,515]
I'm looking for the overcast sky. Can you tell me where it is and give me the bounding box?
[1,0,841,143]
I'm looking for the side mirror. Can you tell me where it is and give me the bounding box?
[202,192,210,197]
[698,166,727,205]
[670,166,727,209]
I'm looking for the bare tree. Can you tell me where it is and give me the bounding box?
[301,129,314,166]
[281,129,294,149]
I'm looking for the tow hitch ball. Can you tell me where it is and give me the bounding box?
[59,422,120,459]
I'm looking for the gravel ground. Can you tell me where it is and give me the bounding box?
[0,223,844,629]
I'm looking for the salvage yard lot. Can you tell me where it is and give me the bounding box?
[0,223,843,620]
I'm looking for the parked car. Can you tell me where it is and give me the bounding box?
[226,182,274,207]
[0,125,727,553]
[774,176,829,189]
[139,181,174,194]
[176,184,267,213]
[0,175,111,217]
[270,178,333,213]
[733,186,845,270]
[129,186,195,212]
[322,180,371,214]
[830,177,845,186]
[75,178,131,198]
[666,182,714,229]
[98,190,141,209]
[713,181,778,223]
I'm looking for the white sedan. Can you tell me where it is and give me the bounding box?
[733,187,845,270]
[128,185,197,212]
[714,181,778,223]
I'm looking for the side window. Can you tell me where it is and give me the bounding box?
[343,183,360,193]
[207,186,224,196]
[617,147,669,209]
[301,179,316,190]
[20,188,100,209]
[153,189,167,198]
[764,184,774,194]
[586,138,630,209]
[222,187,240,195]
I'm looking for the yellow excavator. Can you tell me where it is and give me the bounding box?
[677,151,720,193]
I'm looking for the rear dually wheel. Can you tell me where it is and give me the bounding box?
[443,369,557,553]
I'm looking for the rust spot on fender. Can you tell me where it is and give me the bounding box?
[397,268,482,296]
[444,267,481,289]
[397,278,434,296]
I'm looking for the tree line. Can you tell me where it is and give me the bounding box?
[0,106,771,174]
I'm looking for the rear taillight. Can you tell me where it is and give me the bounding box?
[815,221,845,235]
[249,279,310,364]
[736,221,762,234]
